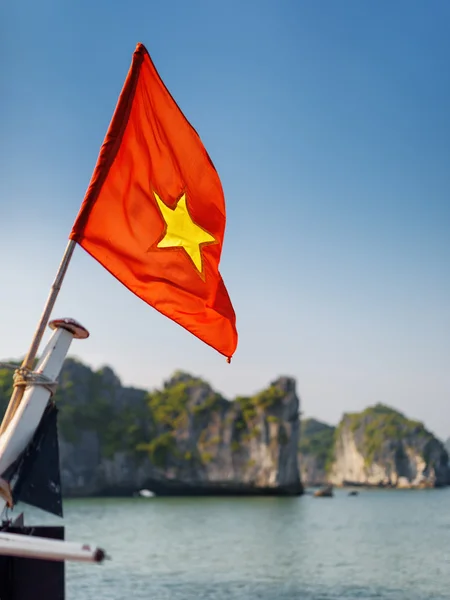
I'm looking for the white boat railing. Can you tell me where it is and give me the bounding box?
[0,317,109,564]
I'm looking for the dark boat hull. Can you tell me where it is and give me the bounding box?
[0,523,65,600]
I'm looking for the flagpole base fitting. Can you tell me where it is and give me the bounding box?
[48,319,89,339]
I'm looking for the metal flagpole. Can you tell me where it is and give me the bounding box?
[0,239,76,435]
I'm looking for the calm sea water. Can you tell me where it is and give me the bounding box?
[20,488,450,599]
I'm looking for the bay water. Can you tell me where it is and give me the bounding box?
[21,488,450,599]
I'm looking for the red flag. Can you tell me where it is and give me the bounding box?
[70,43,237,360]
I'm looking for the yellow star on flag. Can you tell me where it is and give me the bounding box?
[154,192,216,273]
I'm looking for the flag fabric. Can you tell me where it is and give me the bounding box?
[70,43,237,360]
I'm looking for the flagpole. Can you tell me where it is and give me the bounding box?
[0,239,76,435]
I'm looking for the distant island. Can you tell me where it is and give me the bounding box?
[299,406,450,488]
[0,358,448,496]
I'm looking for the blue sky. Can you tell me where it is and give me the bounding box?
[1,1,449,438]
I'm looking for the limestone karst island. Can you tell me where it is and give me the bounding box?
[0,358,448,496]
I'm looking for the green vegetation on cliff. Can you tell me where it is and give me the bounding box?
[138,371,225,466]
[253,384,286,409]
[299,418,335,472]
[0,362,19,416]
[55,363,148,459]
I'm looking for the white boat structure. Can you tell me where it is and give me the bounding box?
[0,313,108,598]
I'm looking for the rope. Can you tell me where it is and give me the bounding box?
[0,362,58,396]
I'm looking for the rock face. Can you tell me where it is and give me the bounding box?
[53,360,303,496]
[327,405,449,488]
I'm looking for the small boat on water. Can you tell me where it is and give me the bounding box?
[314,485,334,497]
[138,489,155,498]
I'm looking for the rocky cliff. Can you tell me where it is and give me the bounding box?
[299,405,450,488]
[0,359,302,497]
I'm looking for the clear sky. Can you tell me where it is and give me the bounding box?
[1,1,449,438]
